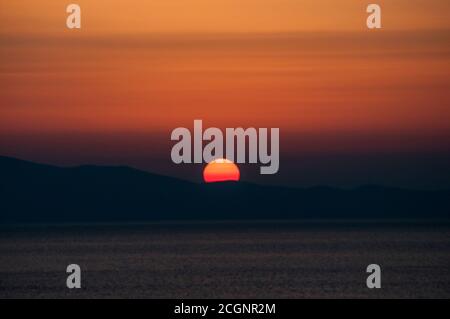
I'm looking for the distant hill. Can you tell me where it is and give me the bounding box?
[0,156,449,223]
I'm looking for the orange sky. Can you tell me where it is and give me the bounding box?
[0,1,449,181]
[2,0,450,33]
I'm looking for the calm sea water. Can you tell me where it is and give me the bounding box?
[0,220,449,298]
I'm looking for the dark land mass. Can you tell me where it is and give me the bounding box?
[1,156,449,223]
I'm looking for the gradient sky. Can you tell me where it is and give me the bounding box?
[0,0,449,188]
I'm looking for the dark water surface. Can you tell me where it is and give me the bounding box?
[0,220,449,298]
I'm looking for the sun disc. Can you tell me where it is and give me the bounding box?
[203,158,240,183]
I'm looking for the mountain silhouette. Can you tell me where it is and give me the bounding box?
[0,156,449,223]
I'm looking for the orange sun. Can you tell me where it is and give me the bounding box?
[203,158,240,183]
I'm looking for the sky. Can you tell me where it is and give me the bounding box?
[0,0,449,188]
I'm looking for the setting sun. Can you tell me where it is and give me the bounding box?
[203,158,240,183]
